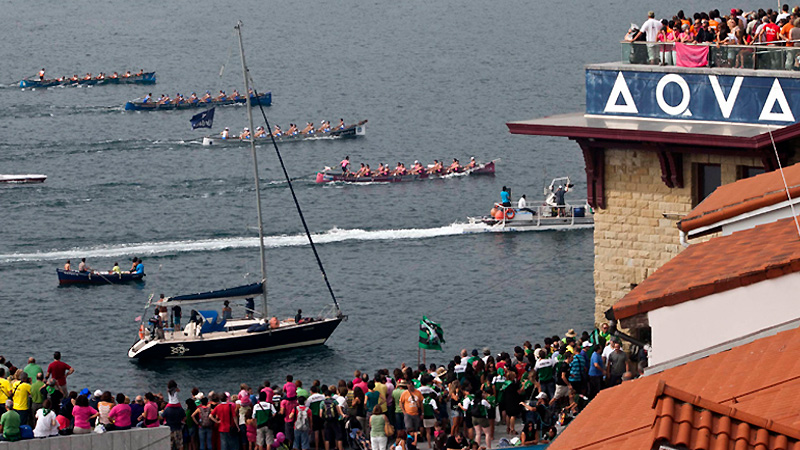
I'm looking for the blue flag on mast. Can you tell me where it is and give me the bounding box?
[190,108,215,129]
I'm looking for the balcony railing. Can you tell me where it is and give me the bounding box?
[620,41,800,71]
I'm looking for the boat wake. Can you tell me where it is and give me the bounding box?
[0,225,468,264]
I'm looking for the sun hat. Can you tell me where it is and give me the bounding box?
[565,329,577,338]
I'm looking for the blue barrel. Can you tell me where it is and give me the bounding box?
[574,206,585,217]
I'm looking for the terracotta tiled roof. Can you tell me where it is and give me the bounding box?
[546,326,800,450]
[652,382,800,450]
[678,163,800,234]
[613,217,800,321]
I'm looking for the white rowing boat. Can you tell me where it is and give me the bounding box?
[0,174,47,184]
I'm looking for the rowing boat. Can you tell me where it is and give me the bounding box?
[124,92,271,111]
[19,72,156,88]
[0,174,46,184]
[57,269,145,285]
[202,120,367,146]
[315,160,496,183]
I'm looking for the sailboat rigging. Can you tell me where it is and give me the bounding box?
[128,21,344,360]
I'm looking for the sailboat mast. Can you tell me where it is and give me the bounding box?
[235,21,268,319]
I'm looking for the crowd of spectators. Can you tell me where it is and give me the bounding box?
[0,324,643,450]
[623,5,800,69]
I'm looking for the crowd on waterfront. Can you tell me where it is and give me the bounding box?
[0,325,643,450]
[623,5,800,68]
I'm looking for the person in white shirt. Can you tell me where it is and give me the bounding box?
[33,399,59,438]
[632,11,663,64]
[517,195,535,215]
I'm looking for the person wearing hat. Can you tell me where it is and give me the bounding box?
[392,379,407,433]
[240,127,251,140]
[562,329,577,344]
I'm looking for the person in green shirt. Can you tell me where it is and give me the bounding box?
[30,372,46,422]
[22,358,43,385]
[0,400,21,442]
[296,380,310,401]
[392,381,407,433]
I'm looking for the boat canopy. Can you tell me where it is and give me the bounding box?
[198,310,227,334]
[159,281,264,306]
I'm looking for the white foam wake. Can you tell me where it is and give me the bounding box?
[0,225,467,264]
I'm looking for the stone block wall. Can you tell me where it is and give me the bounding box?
[0,426,169,450]
[592,149,771,326]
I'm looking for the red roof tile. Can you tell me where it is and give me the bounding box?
[679,163,800,234]
[613,217,800,321]
[547,326,800,450]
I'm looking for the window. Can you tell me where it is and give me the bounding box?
[695,164,721,205]
[737,165,765,180]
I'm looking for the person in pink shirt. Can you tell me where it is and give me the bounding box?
[261,381,274,403]
[139,392,160,428]
[283,375,297,400]
[108,393,132,430]
[354,374,369,396]
[72,395,98,434]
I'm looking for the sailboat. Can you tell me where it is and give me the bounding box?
[128,22,344,360]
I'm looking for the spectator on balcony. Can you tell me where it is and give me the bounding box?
[656,20,676,65]
[630,11,663,64]
[695,20,715,43]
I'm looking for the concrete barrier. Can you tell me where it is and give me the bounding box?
[0,426,170,450]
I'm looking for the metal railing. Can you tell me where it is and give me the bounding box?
[621,41,800,70]
[491,202,592,227]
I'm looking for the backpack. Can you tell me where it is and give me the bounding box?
[255,403,272,429]
[470,400,486,418]
[322,398,337,421]
[294,406,310,431]
[199,407,213,428]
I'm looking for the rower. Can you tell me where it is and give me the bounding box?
[78,258,91,273]
[465,157,477,169]
[83,73,92,80]
[255,126,267,138]
[173,93,184,104]
[448,158,461,173]
[71,74,79,81]
[64,260,71,271]
[111,72,119,79]
[201,91,212,102]
[337,118,345,129]
[317,120,328,133]
[354,163,366,177]
[240,127,251,140]
[189,92,198,103]
[381,163,390,176]
[129,257,139,272]
[248,88,255,97]
[340,156,350,174]
[287,123,298,135]
[363,164,372,177]
[123,71,131,78]
[221,127,230,139]
[112,262,122,274]
[38,68,45,81]
[216,90,227,101]
[325,121,332,132]
[302,122,314,134]
[96,73,105,80]
[399,163,408,175]
[133,258,144,275]
[231,89,240,100]
[272,125,282,137]
[137,69,144,76]
[142,93,152,103]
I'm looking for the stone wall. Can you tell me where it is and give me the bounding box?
[0,426,169,450]
[592,149,772,326]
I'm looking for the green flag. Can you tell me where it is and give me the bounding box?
[419,316,445,351]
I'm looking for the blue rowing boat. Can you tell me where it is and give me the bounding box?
[19,72,156,88]
[124,92,271,111]
[57,269,145,285]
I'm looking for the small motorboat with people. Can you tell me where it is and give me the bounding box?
[315,157,496,183]
[462,177,594,233]
[0,174,46,184]
[124,90,271,111]
[19,69,156,88]
[129,21,344,361]
[201,119,367,146]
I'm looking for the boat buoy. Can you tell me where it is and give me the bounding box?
[138,324,145,340]
[494,210,505,220]
[490,207,497,217]
[505,210,516,220]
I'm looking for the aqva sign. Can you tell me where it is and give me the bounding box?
[586,69,800,125]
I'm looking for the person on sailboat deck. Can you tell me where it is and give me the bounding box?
[222,301,233,321]
[78,258,91,273]
[221,127,230,139]
[149,307,164,339]
[245,298,255,319]
[500,186,512,207]
[295,309,303,323]
[240,127,251,140]
[269,316,279,329]
[64,260,71,271]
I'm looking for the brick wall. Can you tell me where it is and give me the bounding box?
[593,149,774,325]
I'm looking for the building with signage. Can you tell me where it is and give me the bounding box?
[507,61,800,331]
